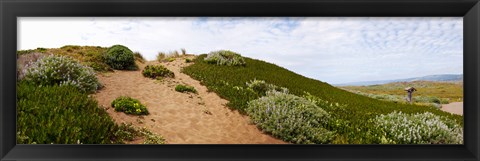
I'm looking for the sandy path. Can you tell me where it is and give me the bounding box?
[441,102,463,116]
[93,56,285,144]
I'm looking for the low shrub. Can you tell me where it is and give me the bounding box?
[167,57,176,62]
[142,65,174,79]
[246,79,288,96]
[60,45,82,53]
[113,123,165,144]
[204,50,246,66]
[139,127,166,144]
[175,84,197,93]
[36,47,48,53]
[103,45,137,70]
[373,111,463,144]
[17,81,122,144]
[114,123,142,142]
[111,96,149,115]
[185,58,192,63]
[157,51,181,62]
[247,91,335,144]
[22,55,100,93]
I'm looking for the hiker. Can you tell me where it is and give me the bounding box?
[405,87,417,103]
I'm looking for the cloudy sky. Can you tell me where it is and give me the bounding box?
[18,17,463,84]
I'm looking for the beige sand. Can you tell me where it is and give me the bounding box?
[441,102,463,116]
[93,56,286,144]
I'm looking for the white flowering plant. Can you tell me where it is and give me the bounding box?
[23,55,100,93]
[246,79,289,96]
[373,111,463,144]
[204,50,246,66]
[247,90,335,144]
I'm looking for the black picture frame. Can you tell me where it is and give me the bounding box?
[1,0,479,160]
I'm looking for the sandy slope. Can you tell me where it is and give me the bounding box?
[441,102,463,116]
[93,56,285,144]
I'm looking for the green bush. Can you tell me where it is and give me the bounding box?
[247,91,334,144]
[246,79,288,96]
[204,50,246,66]
[111,96,149,115]
[17,81,122,144]
[185,58,192,63]
[36,47,48,53]
[440,99,450,104]
[139,127,166,144]
[175,84,197,93]
[114,123,166,144]
[373,111,463,144]
[104,45,137,70]
[142,65,174,79]
[22,55,100,93]
[167,57,176,62]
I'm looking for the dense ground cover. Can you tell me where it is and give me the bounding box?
[182,54,463,144]
[17,47,162,144]
[17,81,134,144]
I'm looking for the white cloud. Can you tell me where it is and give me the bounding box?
[18,17,463,84]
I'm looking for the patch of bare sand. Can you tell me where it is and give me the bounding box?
[441,102,463,116]
[93,56,286,144]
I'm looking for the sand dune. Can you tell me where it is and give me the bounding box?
[93,56,286,144]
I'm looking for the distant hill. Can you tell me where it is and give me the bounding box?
[335,74,463,86]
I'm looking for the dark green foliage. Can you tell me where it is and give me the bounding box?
[36,47,47,53]
[104,45,137,70]
[17,81,124,144]
[111,96,149,115]
[142,65,174,79]
[175,84,197,93]
[185,58,192,63]
[182,54,463,144]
